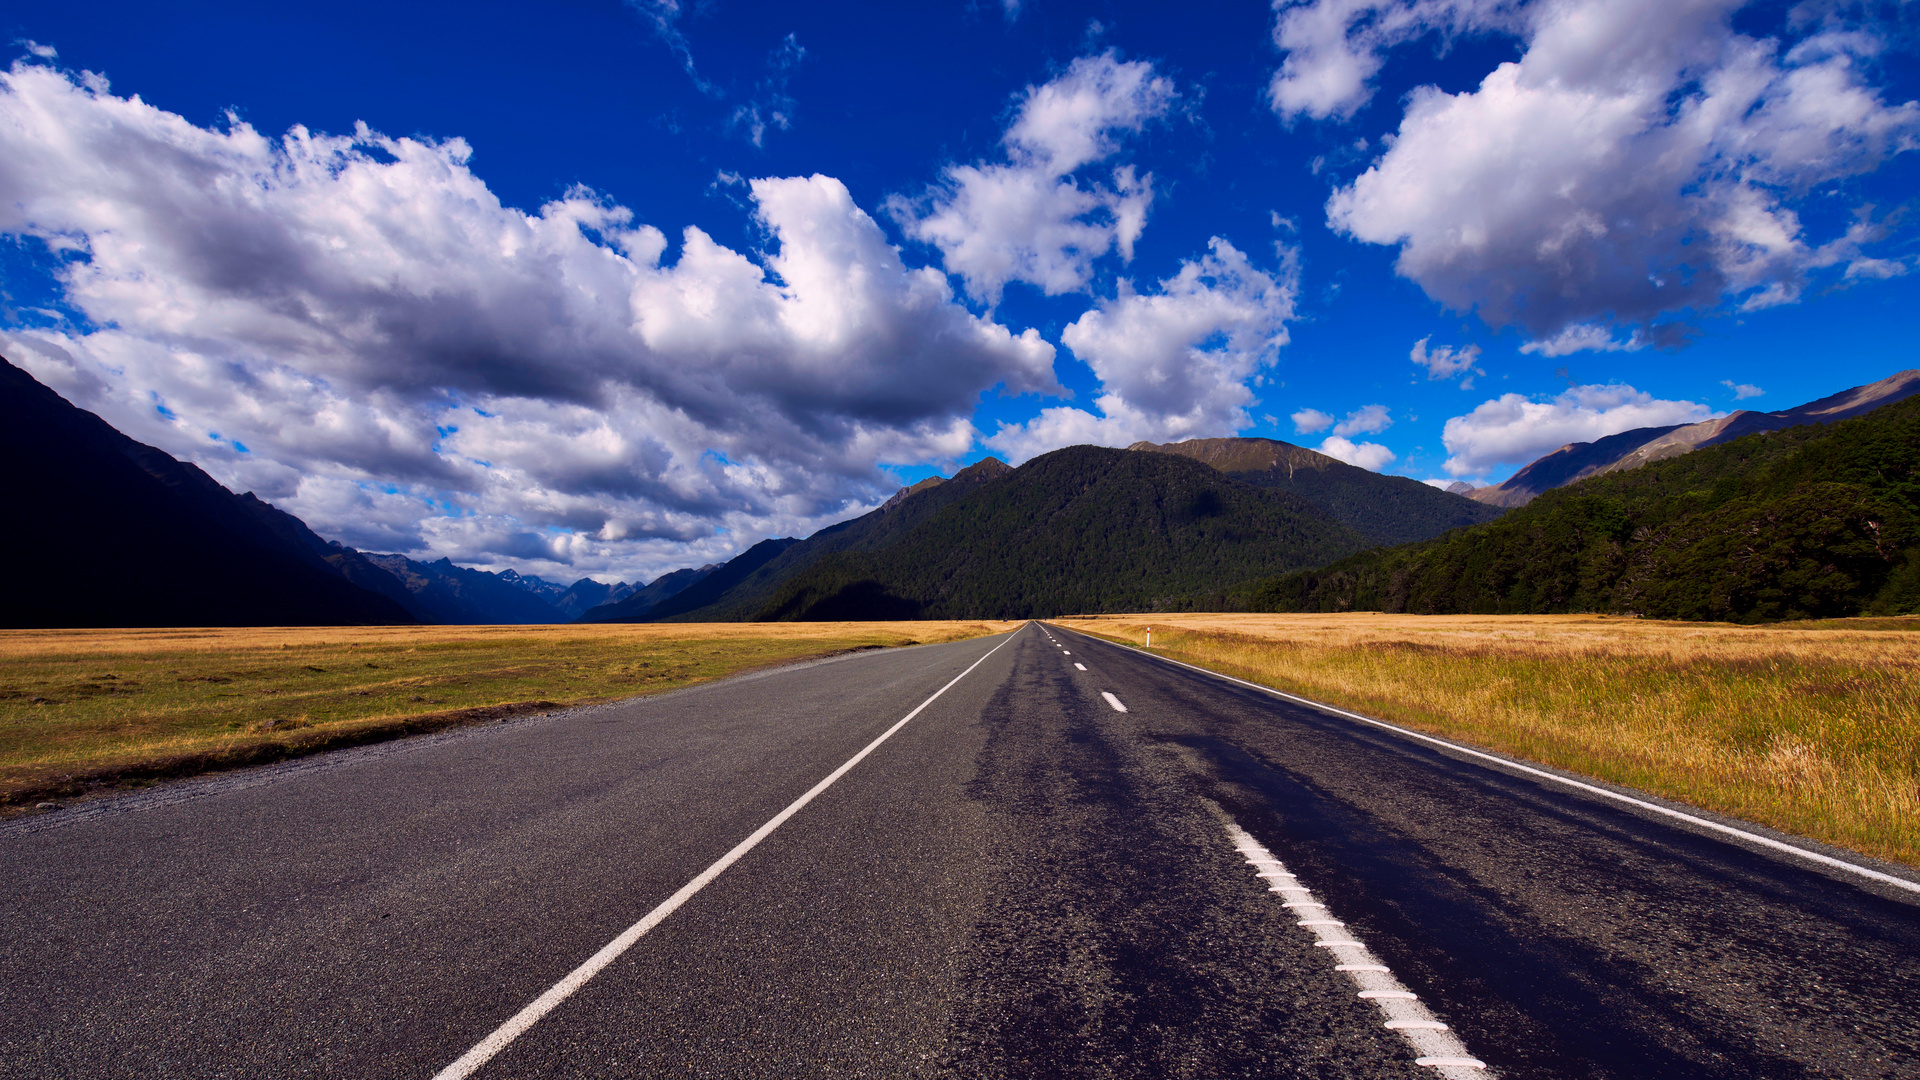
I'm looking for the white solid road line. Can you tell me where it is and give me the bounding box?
[1101,691,1128,713]
[1226,819,1490,1078]
[430,627,1025,1080]
[1079,630,1920,897]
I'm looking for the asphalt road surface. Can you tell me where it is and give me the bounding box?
[4,622,1917,1079]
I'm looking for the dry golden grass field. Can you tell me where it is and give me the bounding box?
[1059,613,1920,870]
[0,620,1014,810]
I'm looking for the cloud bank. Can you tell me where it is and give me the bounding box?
[0,61,1058,580]
[1279,0,1919,347]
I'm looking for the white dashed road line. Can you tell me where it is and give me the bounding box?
[1101,692,1128,713]
[1074,663,1086,671]
[1225,818,1491,1078]
[430,630,1021,1080]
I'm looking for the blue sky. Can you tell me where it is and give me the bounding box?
[2,0,1915,583]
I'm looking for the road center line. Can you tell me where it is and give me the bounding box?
[1082,630,1920,896]
[1224,818,1490,1077]
[1101,691,1128,713]
[430,627,1024,1080]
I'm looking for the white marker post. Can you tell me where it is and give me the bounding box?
[1146,627,1152,649]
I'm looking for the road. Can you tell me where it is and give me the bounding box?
[3,621,1917,1078]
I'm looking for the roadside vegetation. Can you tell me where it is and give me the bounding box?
[1060,613,1920,869]
[0,621,1013,810]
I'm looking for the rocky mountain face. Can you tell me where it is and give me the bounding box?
[1129,437,1504,545]
[1469,370,1920,507]
[0,355,416,627]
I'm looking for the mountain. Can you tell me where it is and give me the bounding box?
[1128,437,1504,545]
[357,554,578,624]
[571,565,714,622]
[752,445,1373,620]
[1253,392,1920,622]
[580,540,799,623]
[542,576,641,620]
[1470,370,1920,507]
[610,457,1017,623]
[0,355,415,627]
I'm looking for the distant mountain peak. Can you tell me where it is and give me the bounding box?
[1129,436,1345,477]
[1470,369,1920,507]
[1132,435,1502,546]
[880,475,945,512]
[952,456,1011,482]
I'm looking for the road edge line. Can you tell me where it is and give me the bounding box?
[1058,625,1920,897]
[430,625,1028,1079]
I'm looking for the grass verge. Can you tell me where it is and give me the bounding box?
[0,620,1015,811]
[1058,613,1920,870]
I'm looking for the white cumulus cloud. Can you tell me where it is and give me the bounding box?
[887,52,1176,304]
[1411,336,1485,384]
[1303,0,1920,342]
[1291,407,1336,433]
[1332,402,1393,436]
[1518,324,1648,357]
[1440,383,1717,476]
[0,61,1059,581]
[986,238,1297,461]
[1269,0,1522,121]
[1317,434,1397,471]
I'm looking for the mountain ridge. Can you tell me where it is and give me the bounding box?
[1254,391,1920,621]
[616,456,1017,623]
[1470,369,1920,507]
[751,445,1373,620]
[0,355,416,627]
[1129,436,1504,545]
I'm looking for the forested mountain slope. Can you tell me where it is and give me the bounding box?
[754,445,1372,620]
[631,457,1015,622]
[1253,394,1920,622]
[1131,436,1503,544]
[1467,369,1920,507]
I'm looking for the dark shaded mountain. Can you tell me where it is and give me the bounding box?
[542,576,640,620]
[474,570,639,620]
[754,445,1373,620]
[624,457,1017,623]
[1253,392,1920,622]
[325,556,641,623]
[358,555,573,624]
[1129,436,1503,544]
[580,539,799,623]
[571,565,714,622]
[1470,369,1920,507]
[0,355,415,627]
